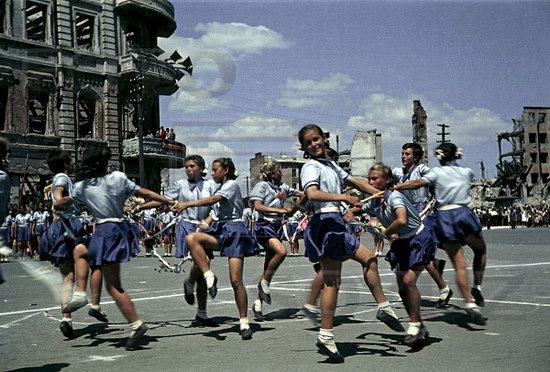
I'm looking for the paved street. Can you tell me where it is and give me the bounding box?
[1,228,550,371]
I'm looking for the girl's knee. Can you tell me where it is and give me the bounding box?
[230,278,243,291]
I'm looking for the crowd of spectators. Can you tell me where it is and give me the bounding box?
[145,126,176,141]
[473,203,550,229]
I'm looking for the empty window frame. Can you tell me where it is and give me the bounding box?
[1,0,6,34]
[77,97,95,138]
[530,153,538,163]
[28,90,48,134]
[539,133,547,144]
[0,87,7,131]
[26,1,47,42]
[529,133,537,144]
[540,153,548,164]
[75,12,95,50]
[538,113,547,124]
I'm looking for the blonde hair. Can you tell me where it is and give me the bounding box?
[260,161,281,181]
[369,163,394,186]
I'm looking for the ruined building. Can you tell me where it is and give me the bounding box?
[411,99,428,164]
[0,0,186,205]
[522,107,550,186]
[495,106,550,200]
[349,130,382,178]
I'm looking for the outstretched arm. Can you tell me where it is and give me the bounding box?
[135,187,176,208]
[345,176,381,195]
[393,179,428,190]
[172,194,224,212]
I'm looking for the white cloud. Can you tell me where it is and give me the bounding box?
[276,73,353,109]
[194,22,293,57]
[159,22,292,113]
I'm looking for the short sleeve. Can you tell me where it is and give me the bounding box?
[215,180,238,201]
[422,168,438,186]
[300,161,320,190]
[249,181,268,202]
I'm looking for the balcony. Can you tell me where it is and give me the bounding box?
[122,137,186,168]
[0,132,61,175]
[115,0,176,37]
[120,52,178,95]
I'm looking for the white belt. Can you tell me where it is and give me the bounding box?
[96,218,125,224]
[439,204,463,211]
[313,206,341,214]
[261,216,284,222]
[399,223,425,239]
[218,219,244,222]
[182,218,201,224]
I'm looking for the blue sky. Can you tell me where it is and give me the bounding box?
[159,0,550,186]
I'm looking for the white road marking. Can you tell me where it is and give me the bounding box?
[2,260,550,318]
[84,355,126,362]
[0,312,42,328]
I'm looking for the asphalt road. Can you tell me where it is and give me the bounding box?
[1,228,550,371]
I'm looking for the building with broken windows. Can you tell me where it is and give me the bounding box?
[0,0,186,205]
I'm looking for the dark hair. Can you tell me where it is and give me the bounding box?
[47,150,72,174]
[76,147,111,181]
[213,157,237,180]
[184,154,206,170]
[402,143,424,164]
[298,124,338,159]
[298,124,324,148]
[434,142,462,164]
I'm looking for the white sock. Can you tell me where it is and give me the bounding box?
[439,286,450,300]
[475,285,482,291]
[407,322,421,336]
[203,270,215,288]
[71,291,86,300]
[253,299,262,312]
[61,317,72,324]
[319,328,334,340]
[90,304,101,310]
[130,320,143,331]
[197,310,208,319]
[377,300,390,309]
[303,303,319,313]
[260,279,271,294]
[465,302,478,309]
[239,317,250,330]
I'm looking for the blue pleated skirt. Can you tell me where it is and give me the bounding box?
[304,213,359,263]
[88,221,140,267]
[253,220,284,248]
[431,207,483,245]
[175,220,199,258]
[34,223,48,236]
[16,226,31,241]
[202,220,257,258]
[385,227,437,272]
[40,218,88,266]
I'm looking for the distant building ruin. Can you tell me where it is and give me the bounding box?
[412,100,428,164]
[349,130,382,178]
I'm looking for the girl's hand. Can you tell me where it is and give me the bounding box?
[172,201,188,213]
[386,233,399,242]
[344,194,361,208]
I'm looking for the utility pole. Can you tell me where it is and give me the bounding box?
[245,175,250,196]
[437,123,450,144]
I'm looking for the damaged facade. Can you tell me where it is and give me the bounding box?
[0,0,185,205]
